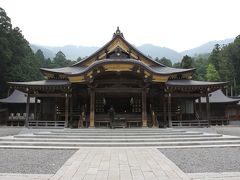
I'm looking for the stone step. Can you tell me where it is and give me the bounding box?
[14,134,222,139]
[33,132,202,136]
[2,136,239,143]
[2,143,240,150]
[3,128,237,148]
[0,140,240,147]
[50,129,186,133]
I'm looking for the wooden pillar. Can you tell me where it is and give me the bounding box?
[198,97,202,120]
[168,93,172,127]
[54,98,57,121]
[26,93,30,128]
[163,97,166,125]
[193,99,196,120]
[39,98,42,120]
[142,89,147,127]
[206,92,210,126]
[70,96,73,128]
[65,93,69,128]
[89,89,95,128]
[34,97,37,121]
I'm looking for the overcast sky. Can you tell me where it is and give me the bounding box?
[1,0,240,52]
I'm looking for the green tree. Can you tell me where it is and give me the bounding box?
[34,49,45,67]
[44,58,54,68]
[192,54,209,80]
[77,56,82,62]
[173,62,181,68]
[0,7,43,97]
[208,44,221,71]
[52,51,73,67]
[180,55,193,68]
[205,63,220,81]
[155,57,172,67]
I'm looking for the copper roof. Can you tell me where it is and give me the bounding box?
[198,90,240,103]
[8,80,70,86]
[0,90,36,103]
[166,80,227,87]
[41,59,194,76]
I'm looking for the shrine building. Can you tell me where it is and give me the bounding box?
[8,28,226,128]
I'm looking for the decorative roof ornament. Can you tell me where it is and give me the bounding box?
[113,26,124,39]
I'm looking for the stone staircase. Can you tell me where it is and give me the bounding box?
[1,128,240,149]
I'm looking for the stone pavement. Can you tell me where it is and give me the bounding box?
[51,148,190,180]
[1,147,240,179]
[0,173,53,180]
[1,127,240,179]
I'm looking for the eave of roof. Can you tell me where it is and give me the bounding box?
[41,59,194,76]
[7,80,71,86]
[0,90,36,103]
[198,90,240,103]
[166,80,227,87]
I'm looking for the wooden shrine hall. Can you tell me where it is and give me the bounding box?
[8,28,226,128]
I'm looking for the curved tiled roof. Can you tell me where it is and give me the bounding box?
[8,80,70,86]
[0,90,36,103]
[41,59,194,76]
[198,90,240,103]
[166,80,227,86]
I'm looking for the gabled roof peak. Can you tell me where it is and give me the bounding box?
[113,26,124,39]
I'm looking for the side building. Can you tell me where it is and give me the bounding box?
[8,28,226,128]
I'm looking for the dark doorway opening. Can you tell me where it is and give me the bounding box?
[105,97,131,113]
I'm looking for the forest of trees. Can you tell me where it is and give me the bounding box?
[1,7,240,98]
[0,7,80,97]
[155,38,240,96]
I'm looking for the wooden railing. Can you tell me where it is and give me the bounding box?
[28,121,65,128]
[172,117,229,127]
[95,113,142,128]
[172,119,209,127]
[210,116,229,126]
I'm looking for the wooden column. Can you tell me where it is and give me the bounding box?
[89,89,95,128]
[39,98,42,120]
[167,93,172,127]
[34,97,37,121]
[26,93,30,128]
[54,98,57,121]
[198,97,202,120]
[163,97,166,125]
[70,96,73,128]
[142,89,147,127]
[65,93,69,128]
[206,92,210,126]
[193,99,196,120]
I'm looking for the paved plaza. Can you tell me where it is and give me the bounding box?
[0,127,240,179]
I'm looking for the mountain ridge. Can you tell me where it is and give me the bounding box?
[181,38,234,57]
[30,37,234,63]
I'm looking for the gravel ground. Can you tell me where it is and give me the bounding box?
[159,147,240,173]
[0,149,76,174]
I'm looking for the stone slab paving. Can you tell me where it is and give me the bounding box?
[50,148,190,180]
[0,173,53,180]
